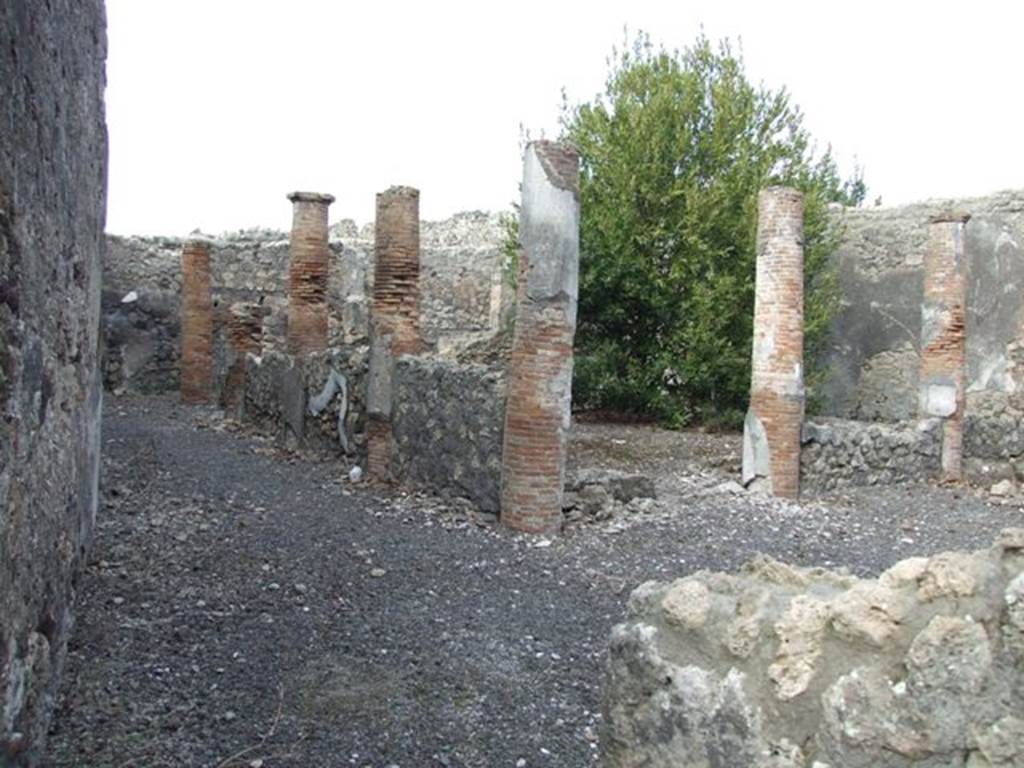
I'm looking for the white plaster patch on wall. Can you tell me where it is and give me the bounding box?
[922,382,958,418]
[742,410,771,487]
[521,147,579,309]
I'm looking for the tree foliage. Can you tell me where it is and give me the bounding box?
[561,33,864,427]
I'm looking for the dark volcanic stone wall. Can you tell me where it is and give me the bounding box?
[391,358,508,513]
[0,2,107,765]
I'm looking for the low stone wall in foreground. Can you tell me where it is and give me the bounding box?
[603,529,1024,768]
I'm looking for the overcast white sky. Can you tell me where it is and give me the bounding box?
[105,0,1023,235]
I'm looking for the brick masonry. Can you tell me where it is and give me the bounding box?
[286,191,335,356]
[743,187,805,498]
[367,186,422,481]
[500,141,580,534]
[221,302,265,416]
[920,212,971,480]
[373,186,422,356]
[180,239,214,403]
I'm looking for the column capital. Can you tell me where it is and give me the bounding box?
[287,191,335,205]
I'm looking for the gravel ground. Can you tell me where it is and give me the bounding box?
[48,395,1024,767]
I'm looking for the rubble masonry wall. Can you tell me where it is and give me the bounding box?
[0,1,108,763]
[102,211,510,396]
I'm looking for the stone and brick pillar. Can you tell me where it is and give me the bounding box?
[919,212,970,481]
[222,302,266,416]
[286,191,335,355]
[180,238,214,403]
[742,187,805,498]
[500,141,580,534]
[366,186,422,481]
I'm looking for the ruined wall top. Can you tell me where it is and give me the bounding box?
[377,186,419,200]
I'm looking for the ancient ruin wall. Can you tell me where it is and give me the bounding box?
[101,213,508,395]
[604,529,1024,768]
[823,190,1024,419]
[222,302,266,416]
[391,358,508,512]
[0,1,107,763]
[822,190,1024,484]
[800,417,942,492]
[243,348,367,456]
[102,231,365,395]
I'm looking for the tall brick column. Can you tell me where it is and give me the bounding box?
[286,191,334,355]
[919,212,970,481]
[222,302,266,416]
[500,141,580,534]
[366,186,422,481]
[742,187,804,498]
[180,238,214,403]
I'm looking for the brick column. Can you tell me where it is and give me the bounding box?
[742,187,804,498]
[180,238,214,403]
[366,186,421,481]
[920,212,970,481]
[222,302,266,416]
[500,141,580,534]
[286,191,334,355]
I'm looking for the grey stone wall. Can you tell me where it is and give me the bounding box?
[391,357,508,512]
[418,212,514,353]
[822,190,1024,421]
[0,2,107,764]
[801,418,942,492]
[604,530,1024,768]
[243,348,368,457]
[102,211,510,395]
[102,230,370,394]
[962,395,1024,488]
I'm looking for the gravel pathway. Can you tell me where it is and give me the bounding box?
[48,395,1024,767]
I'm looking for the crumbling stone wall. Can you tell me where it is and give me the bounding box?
[391,357,508,512]
[604,529,1024,768]
[419,212,515,353]
[102,229,370,395]
[243,348,367,456]
[821,190,1024,485]
[823,190,1024,421]
[801,418,942,492]
[222,302,267,416]
[0,1,107,763]
[102,213,508,395]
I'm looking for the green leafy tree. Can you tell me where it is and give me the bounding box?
[561,33,864,427]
